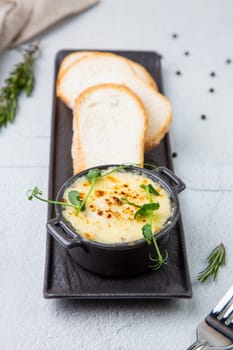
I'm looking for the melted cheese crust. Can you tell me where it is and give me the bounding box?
[62,169,171,244]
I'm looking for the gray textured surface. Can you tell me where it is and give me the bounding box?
[0,0,233,349]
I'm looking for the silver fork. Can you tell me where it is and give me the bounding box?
[187,285,233,350]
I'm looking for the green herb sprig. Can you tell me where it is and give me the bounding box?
[120,197,141,208]
[120,183,159,210]
[121,184,168,270]
[27,187,86,214]
[198,243,226,283]
[142,184,168,270]
[134,202,160,219]
[28,165,130,214]
[140,184,160,196]
[0,43,39,128]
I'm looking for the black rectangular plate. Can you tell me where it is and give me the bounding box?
[43,50,192,299]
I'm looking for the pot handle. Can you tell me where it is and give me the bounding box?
[46,218,82,249]
[156,166,186,193]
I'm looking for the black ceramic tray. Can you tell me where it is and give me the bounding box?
[43,50,192,299]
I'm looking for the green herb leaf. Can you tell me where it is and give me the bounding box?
[198,243,226,283]
[68,191,81,206]
[86,168,102,182]
[140,184,159,196]
[134,202,160,219]
[142,223,153,244]
[68,190,86,211]
[29,187,42,196]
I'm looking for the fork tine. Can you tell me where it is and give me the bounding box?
[206,285,233,342]
[213,285,233,315]
[219,301,233,321]
[225,314,233,326]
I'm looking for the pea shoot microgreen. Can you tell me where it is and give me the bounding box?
[197,243,226,283]
[142,183,168,270]
[134,202,160,219]
[68,191,86,210]
[140,184,160,196]
[85,168,102,182]
[27,187,86,214]
[121,182,168,271]
[27,165,130,215]
[120,197,141,208]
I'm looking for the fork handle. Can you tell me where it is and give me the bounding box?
[187,340,209,350]
[187,340,233,350]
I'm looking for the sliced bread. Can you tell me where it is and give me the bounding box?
[58,51,158,89]
[57,52,172,151]
[72,84,147,174]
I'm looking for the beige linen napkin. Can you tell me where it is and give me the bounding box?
[0,0,99,51]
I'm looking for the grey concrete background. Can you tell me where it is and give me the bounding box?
[0,0,233,349]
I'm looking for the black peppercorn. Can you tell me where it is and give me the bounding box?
[176,70,182,76]
[226,59,231,64]
[209,88,215,93]
[184,51,190,56]
[201,115,207,120]
[172,152,178,158]
[210,72,216,77]
[172,33,178,39]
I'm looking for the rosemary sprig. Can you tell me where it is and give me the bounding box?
[0,43,39,128]
[198,243,226,283]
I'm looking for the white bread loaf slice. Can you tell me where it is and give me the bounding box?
[58,51,158,89]
[72,84,147,174]
[57,53,171,151]
[132,61,158,89]
[58,51,93,79]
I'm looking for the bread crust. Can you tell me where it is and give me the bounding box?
[144,93,172,151]
[129,61,157,89]
[72,83,148,174]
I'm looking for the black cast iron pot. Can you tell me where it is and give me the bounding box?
[47,165,185,277]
